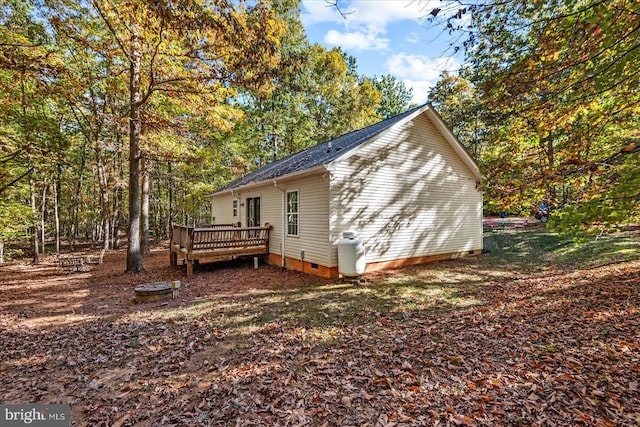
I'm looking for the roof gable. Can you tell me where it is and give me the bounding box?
[214,104,428,193]
[212,103,480,194]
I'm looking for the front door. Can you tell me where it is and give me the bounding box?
[246,197,260,227]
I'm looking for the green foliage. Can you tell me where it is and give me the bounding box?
[428,71,483,161]
[225,2,383,175]
[429,0,640,230]
[371,74,414,120]
[0,0,71,257]
[0,197,32,241]
[0,0,444,258]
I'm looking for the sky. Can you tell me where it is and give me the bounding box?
[300,0,465,105]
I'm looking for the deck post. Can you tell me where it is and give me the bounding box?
[186,258,193,278]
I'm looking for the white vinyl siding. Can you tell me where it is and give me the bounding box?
[211,184,281,253]
[259,185,282,254]
[232,184,282,254]
[209,174,330,265]
[282,174,330,266]
[210,193,235,224]
[328,111,483,266]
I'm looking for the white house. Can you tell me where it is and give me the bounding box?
[208,103,483,278]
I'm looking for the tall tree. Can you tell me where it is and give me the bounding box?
[225,0,382,177]
[371,74,414,119]
[429,0,640,229]
[428,71,483,161]
[48,0,283,272]
[0,0,67,261]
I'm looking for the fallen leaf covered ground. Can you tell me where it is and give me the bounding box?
[1,229,639,426]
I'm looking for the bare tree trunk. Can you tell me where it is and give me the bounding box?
[113,174,123,249]
[141,156,150,255]
[182,189,187,225]
[54,169,60,255]
[546,136,557,204]
[153,173,161,241]
[167,161,173,235]
[30,174,40,264]
[40,179,47,256]
[69,150,87,251]
[126,28,144,273]
[154,173,164,241]
[112,144,124,250]
[96,147,111,251]
[0,240,4,265]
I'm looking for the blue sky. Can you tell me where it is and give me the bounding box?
[300,0,465,105]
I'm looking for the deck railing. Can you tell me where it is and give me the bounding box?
[190,227,270,251]
[170,223,272,277]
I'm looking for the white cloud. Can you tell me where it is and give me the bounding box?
[385,53,461,104]
[385,53,459,81]
[402,80,432,105]
[302,0,439,51]
[302,0,438,27]
[406,32,420,44]
[300,0,463,104]
[324,29,389,51]
[300,0,347,26]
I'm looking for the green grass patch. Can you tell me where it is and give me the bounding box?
[483,227,639,270]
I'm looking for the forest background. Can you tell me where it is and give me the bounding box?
[1,0,638,271]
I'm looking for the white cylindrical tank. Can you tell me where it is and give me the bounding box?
[338,231,366,277]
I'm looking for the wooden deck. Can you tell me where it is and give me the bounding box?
[170,224,272,278]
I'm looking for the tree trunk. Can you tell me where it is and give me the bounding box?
[182,189,187,225]
[54,169,60,255]
[69,149,87,251]
[545,135,557,204]
[0,240,4,265]
[167,161,173,235]
[126,29,144,273]
[153,173,162,241]
[96,147,110,251]
[30,174,40,264]
[40,179,47,256]
[113,181,123,250]
[141,156,151,255]
[112,145,124,250]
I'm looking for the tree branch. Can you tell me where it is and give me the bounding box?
[91,0,131,63]
[0,147,27,164]
[0,166,34,195]
[140,12,167,107]
[325,0,354,19]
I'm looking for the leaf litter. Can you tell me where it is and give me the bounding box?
[0,236,638,426]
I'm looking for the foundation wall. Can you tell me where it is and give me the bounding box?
[266,250,482,279]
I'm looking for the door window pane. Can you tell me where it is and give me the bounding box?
[286,191,298,236]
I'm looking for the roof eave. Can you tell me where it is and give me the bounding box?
[207,164,328,197]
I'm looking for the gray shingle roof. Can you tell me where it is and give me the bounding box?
[216,103,427,193]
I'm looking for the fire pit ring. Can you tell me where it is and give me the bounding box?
[134,280,181,303]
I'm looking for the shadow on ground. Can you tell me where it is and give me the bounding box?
[0,229,638,425]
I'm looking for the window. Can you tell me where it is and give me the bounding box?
[286,190,299,236]
[246,197,260,227]
[232,200,238,217]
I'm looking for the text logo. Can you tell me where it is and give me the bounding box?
[0,405,69,426]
